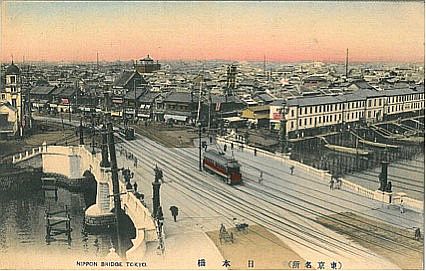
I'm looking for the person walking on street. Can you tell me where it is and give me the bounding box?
[169,206,179,222]
[400,200,405,214]
[224,144,227,152]
[415,227,421,241]
[329,178,334,190]
[254,148,257,156]
[231,142,234,150]
[134,157,138,168]
[290,165,295,175]
[133,182,138,193]
[258,171,263,184]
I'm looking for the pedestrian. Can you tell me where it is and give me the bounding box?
[290,165,295,175]
[231,142,234,150]
[400,200,405,214]
[133,181,138,193]
[224,144,227,152]
[336,178,342,190]
[169,206,179,222]
[134,157,138,168]
[254,148,257,156]
[329,178,334,190]
[258,171,263,184]
[126,180,133,191]
[209,136,213,144]
[415,227,421,241]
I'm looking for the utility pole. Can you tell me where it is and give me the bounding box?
[264,55,266,77]
[100,124,110,167]
[79,117,84,145]
[69,99,72,123]
[91,113,96,154]
[107,122,124,259]
[198,123,202,171]
[345,48,349,79]
[280,103,288,154]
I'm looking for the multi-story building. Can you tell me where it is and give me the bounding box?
[0,62,24,136]
[270,86,425,138]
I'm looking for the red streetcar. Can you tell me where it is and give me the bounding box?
[203,150,242,185]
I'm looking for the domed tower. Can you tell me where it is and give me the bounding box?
[3,61,23,135]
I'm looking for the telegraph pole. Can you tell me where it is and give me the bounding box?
[107,122,124,259]
[91,114,96,154]
[100,124,110,168]
[79,117,84,145]
[198,123,202,171]
[280,103,288,154]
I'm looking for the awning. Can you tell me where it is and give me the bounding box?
[164,114,188,122]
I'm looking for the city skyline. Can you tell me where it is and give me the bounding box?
[1,1,424,63]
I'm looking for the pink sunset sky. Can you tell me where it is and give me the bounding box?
[1,1,424,63]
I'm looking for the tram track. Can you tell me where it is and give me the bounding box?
[118,137,378,259]
[170,146,422,252]
[173,146,421,227]
[117,136,418,260]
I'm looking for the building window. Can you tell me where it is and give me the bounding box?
[314,106,317,113]
[10,76,15,84]
[299,119,302,126]
[352,112,354,119]
[290,121,294,129]
[12,99,16,107]
[310,107,312,114]
[304,107,307,114]
[291,109,294,117]
[309,117,312,125]
[323,116,326,123]
[367,111,371,118]
[379,99,382,106]
[319,106,322,113]
[304,118,307,125]
[299,108,302,115]
[368,100,371,107]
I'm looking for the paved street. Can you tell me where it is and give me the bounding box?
[116,133,423,269]
[34,115,423,269]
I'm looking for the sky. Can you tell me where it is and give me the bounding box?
[1,1,424,63]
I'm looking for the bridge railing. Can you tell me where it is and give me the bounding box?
[217,136,423,212]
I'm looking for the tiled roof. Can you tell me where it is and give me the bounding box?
[30,86,56,95]
[164,92,199,103]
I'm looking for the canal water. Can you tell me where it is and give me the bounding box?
[0,185,133,261]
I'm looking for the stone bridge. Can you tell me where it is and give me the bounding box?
[12,143,157,257]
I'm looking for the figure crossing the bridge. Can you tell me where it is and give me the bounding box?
[169,206,179,222]
[290,165,295,175]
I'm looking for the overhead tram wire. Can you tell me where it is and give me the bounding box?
[118,136,403,258]
[173,144,421,227]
